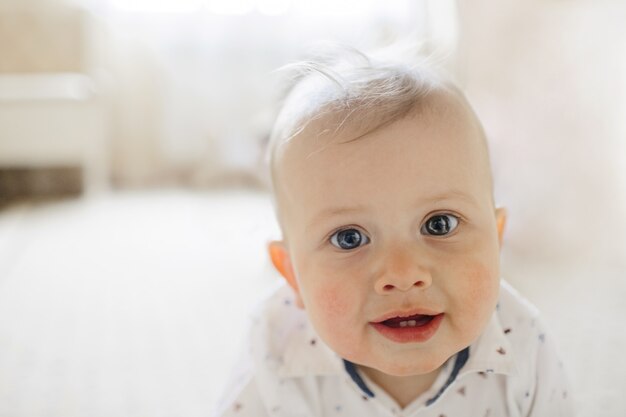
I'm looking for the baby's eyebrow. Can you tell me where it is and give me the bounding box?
[424,190,479,206]
[307,205,369,231]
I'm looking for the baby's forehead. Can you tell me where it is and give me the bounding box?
[271,89,493,202]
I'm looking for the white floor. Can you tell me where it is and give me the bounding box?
[0,190,281,417]
[0,190,623,417]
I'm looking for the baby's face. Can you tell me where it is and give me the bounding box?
[273,96,504,377]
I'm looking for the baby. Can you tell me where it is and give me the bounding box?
[215,49,573,416]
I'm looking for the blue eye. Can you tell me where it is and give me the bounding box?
[421,214,459,236]
[330,228,370,250]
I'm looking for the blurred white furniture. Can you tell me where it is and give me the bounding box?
[0,5,108,194]
[0,73,107,192]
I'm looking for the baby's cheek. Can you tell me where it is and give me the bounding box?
[312,284,352,319]
[454,261,499,318]
[308,284,364,354]
[309,286,354,342]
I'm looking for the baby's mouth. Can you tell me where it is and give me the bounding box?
[371,312,445,343]
[380,314,435,328]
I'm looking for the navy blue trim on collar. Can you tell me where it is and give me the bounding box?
[343,360,375,397]
[425,346,470,406]
[342,346,470,403]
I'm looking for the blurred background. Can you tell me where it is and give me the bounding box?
[0,0,624,416]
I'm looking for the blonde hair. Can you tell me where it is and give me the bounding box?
[266,47,457,177]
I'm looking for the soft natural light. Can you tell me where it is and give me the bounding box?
[205,0,255,15]
[1,0,624,416]
[107,0,204,13]
[290,0,377,16]
[256,0,292,16]
[106,0,384,16]
[428,0,458,47]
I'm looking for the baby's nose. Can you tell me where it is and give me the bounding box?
[373,246,432,294]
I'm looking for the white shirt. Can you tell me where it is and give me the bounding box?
[214,281,574,417]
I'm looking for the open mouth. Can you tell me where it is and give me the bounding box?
[371,313,444,343]
[380,314,435,328]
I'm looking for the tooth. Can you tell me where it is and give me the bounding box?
[399,321,408,327]
[408,320,417,327]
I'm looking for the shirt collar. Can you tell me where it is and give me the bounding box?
[461,308,519,377]
[278,309,344,378]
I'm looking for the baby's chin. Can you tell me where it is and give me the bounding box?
[374,358,446,377]
[352,350,450,378]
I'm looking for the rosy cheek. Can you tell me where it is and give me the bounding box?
[453,261,499,316]
[311,284,365,360]
[312,285,352,319]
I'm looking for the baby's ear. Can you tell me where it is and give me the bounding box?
[268,241,304,309]
[495,207,507,247]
